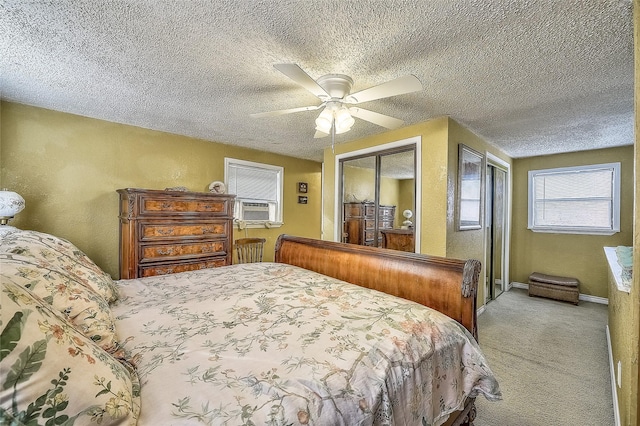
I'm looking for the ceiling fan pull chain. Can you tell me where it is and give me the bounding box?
[331,118,336,154]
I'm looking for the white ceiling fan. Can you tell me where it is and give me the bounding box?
[250,64,423,138]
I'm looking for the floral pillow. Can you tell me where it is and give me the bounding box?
[0,253,119,353]
[0,281,140,425]
[0,229,119,303]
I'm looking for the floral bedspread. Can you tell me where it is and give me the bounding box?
[112,263,501,425]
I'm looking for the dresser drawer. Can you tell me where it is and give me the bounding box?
[140,240,227,262]
[364,204,376,217]
[344,203,376,218]
[139,196,232,216]
[344,203,364,217]
[139,257,227,277]
[139,221,229,241]
[379,206,395,219]
[364,230,376,242]
[379,219,394,229]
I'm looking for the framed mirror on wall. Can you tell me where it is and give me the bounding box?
[457,144,485,230]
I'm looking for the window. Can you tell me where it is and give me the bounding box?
[528,162,620,235]
[225,158,283,228]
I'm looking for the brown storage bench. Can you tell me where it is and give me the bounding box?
[528,272,579,305]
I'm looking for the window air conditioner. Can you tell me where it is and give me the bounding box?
[241,202,270,221]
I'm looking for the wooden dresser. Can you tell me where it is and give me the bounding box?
[343,202,395,247]
[117,188,235,279]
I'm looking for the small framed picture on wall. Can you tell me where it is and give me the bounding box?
[297,182,308,193]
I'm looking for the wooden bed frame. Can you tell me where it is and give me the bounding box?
[275,234,482,426]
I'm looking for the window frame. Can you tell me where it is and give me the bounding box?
[224,158,284,228]
[527,162,621,235]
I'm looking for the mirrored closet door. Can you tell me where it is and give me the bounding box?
[485,163,507,302]
[340,146,416,252]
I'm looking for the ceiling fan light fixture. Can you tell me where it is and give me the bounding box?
[315,108,334,133]
[334,107,355,132]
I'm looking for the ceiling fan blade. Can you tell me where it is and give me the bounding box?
[250,105,322,118]
[314,130,329,139]
[345,75,422,104]
[274,64,330,99]
[349,107,405,129]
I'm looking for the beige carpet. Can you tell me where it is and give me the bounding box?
[474,287,614,426]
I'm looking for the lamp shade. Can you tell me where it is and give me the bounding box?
[315,109,334,133]
[334,107,354,132]
[0,190,25,219]
[402,209,413,228]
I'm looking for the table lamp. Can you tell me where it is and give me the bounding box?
[0,189,25,225]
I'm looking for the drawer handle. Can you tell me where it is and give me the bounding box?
[158,228,175,236]
[201,226,214,234]
[161,202,172,209]
[157,267,175,274]
[202,204,215,210]
[201,245,215,253]
[157,247,174,255]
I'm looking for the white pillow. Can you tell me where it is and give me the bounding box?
[0,229,119,303]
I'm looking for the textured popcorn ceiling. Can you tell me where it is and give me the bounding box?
[0,1,634,161]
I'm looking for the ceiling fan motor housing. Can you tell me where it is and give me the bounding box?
[316,74,354,99]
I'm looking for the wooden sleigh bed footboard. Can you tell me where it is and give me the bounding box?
[275,234,481,340]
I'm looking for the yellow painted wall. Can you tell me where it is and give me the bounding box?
[613,2,640,424]
[632,4,639,423]
[0,101,322,278]
[323,117,450,256]
[342,165,376,203]
[510,146,634,298]
[342,164,401,220]
[608,269,638,426]
[446,118,513,306]
[379,177,400,213]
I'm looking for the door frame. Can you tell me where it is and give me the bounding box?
[484,152,511,295]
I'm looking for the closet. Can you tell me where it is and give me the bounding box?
[338,142,417,252]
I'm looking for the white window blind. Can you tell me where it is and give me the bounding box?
[225,158,283,226]
[528,162,620,235]
[227,165,279,202]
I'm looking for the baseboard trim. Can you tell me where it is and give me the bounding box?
[606,325,621,426]
[511,281,528,290]
[477,305,486,316]
[510,282,608,305]
[580,294,609,305]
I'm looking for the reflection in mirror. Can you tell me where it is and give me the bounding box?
[342,156,377,246]
[340,147,416,252]
[485,165,507,302]
[457,144,485,230]
[342,156,376,204]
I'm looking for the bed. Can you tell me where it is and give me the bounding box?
[1,229,501,426]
